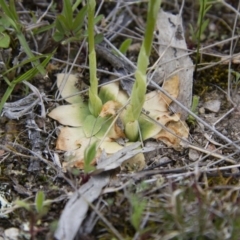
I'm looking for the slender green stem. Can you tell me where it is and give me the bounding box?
[87,0,102,117]
[124,0,161,141]
[130,0,161,120]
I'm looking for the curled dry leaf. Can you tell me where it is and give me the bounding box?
[99,100,122,117]
[55,127,86,151]
[161,75,179,104]
[144,75,179,113]
[155,120,189,150]
[56,127,93,169]
[140,75,182,140]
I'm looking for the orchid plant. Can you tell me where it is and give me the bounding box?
[49,0,188,171]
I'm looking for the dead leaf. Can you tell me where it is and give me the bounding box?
[155,120,189,150]
[156,9,193,119]
[161,75,180,105]
[56,127,86,151]
[54,173,110,240]
[144,75,179,113]
[99,100,122,117]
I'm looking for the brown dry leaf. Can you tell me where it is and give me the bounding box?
[147,75,189,149]
[144,91,168,112]
[99,100,122,117]
[55,127,86,151]
[144,75,179,112]
[140,75,181,140]
[152,111,180,127]
[106,122,125,140]
[56,127,98,169]
[161,75,180,105]
[155,120,189,150]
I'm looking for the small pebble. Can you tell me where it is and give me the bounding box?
[199,107,205,114]
[203,100,221,113]
[189,149,200,161]
[4,228,19,240]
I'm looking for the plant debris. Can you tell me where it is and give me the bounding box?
[1,1,240,240]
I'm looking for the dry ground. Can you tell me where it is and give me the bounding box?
[1,1,240,239]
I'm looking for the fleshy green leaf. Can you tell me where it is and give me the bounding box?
[48,103,90,127]
[94,33,104,44]
[125,0,161,125]
[15,200,31,211]
[35,191,45,214]
[84,141,97,173]
[130,195,146,230]
[53,31,64,42]
[99,82,119,103]
[138,115,161,140]
[57,15,71,33]
[119,39,132,55]
[94,14,104,25]
[0,32,10,48]
[72,5,87,32]
[62,0,73,28]
[88,88,103,116]
[0,16,11,29]
[55,18,65,33]
[125,120,139,142]
[83,115,106,137]
[94,117,115,139]
[131,70,147,119]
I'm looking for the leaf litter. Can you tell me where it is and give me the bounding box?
[1,2,240,240]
